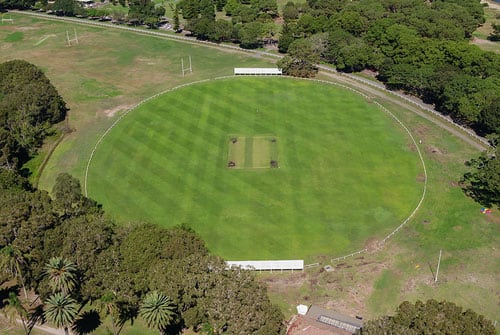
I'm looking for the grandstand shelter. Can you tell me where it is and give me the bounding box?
[234,68,282,75]
[226,260,303,272]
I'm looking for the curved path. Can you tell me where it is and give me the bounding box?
[11,10,491,151]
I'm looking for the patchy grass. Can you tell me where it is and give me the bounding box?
[471,6,500,53]
[0,13,275,190]
[4,31,23,42]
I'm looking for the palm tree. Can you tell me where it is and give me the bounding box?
[139,291,176,335]
[97,291,126,335]
[3,291,31,335]
[43,257,77,294]
[0,245,28,299]
[43,292,79,335]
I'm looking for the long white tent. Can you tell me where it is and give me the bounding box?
[227,260,304,271]
[234,68,282,75]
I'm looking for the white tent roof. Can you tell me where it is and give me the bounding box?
[234,68,282,75]
[227,260,304,271]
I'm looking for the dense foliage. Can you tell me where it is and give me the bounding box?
[0,170,285,334]
[0,60,67,170]
[462,145,500,208]
[276,0,499,137]
[4,0,497,138]
[361,299,496,335]
[0,60,283,334]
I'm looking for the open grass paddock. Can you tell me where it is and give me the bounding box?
[87,77,422,260]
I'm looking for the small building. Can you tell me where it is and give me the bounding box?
[287,305,362,335]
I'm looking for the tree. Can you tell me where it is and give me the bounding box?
[461,146,500,208]
[139,291,177,335]
[0,245,28,299]
[96,291,132,335]
[488,23,500,42]
[52,173,101,219]
[173,5,180,31]
[2,291,32,335]
[52,0,81,16]
[223,0,239,16]
[0,60,67,170]
[479,98,500,136]
[277,38,319,77]
[362,299,495,335]
[43,293,79,335]
[43,257,78,295]
[238,21,264,48]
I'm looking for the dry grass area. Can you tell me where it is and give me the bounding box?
[0,13,275,188]
[472,2,499,52]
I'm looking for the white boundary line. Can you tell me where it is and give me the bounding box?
[84,76,427,266]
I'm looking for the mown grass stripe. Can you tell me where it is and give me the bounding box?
[88,77,422,259]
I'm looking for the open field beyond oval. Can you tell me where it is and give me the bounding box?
[87,77,423,260]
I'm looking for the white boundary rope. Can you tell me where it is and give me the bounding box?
[84,76,427,266]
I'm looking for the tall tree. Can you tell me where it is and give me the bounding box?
[0,60,67,170]
[278,38,319,77]
[0,245,28,299]
[139,291,177,335]
[43,257,78,295]
[43,293,79,335]
[462,146,500,208]
[362,299,495,335]
[2,292,32,335]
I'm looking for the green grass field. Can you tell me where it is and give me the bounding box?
[2,13,498,333]
[87,77,422,260]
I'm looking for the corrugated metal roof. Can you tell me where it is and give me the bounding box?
[306,305,362,334]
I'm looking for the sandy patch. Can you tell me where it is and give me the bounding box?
[482,0,500,10]
[101,104,134,117]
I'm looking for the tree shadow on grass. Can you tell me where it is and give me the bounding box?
[72,309,101,335]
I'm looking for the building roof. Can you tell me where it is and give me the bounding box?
[226,260,304,271]
[305,305,362,335]
[234,67,282,75]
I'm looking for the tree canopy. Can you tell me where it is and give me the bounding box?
[462,146,500,208]
[362,299,496,335]
[0,60,67,170]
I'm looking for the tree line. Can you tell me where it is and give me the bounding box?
[275,0,499,140]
